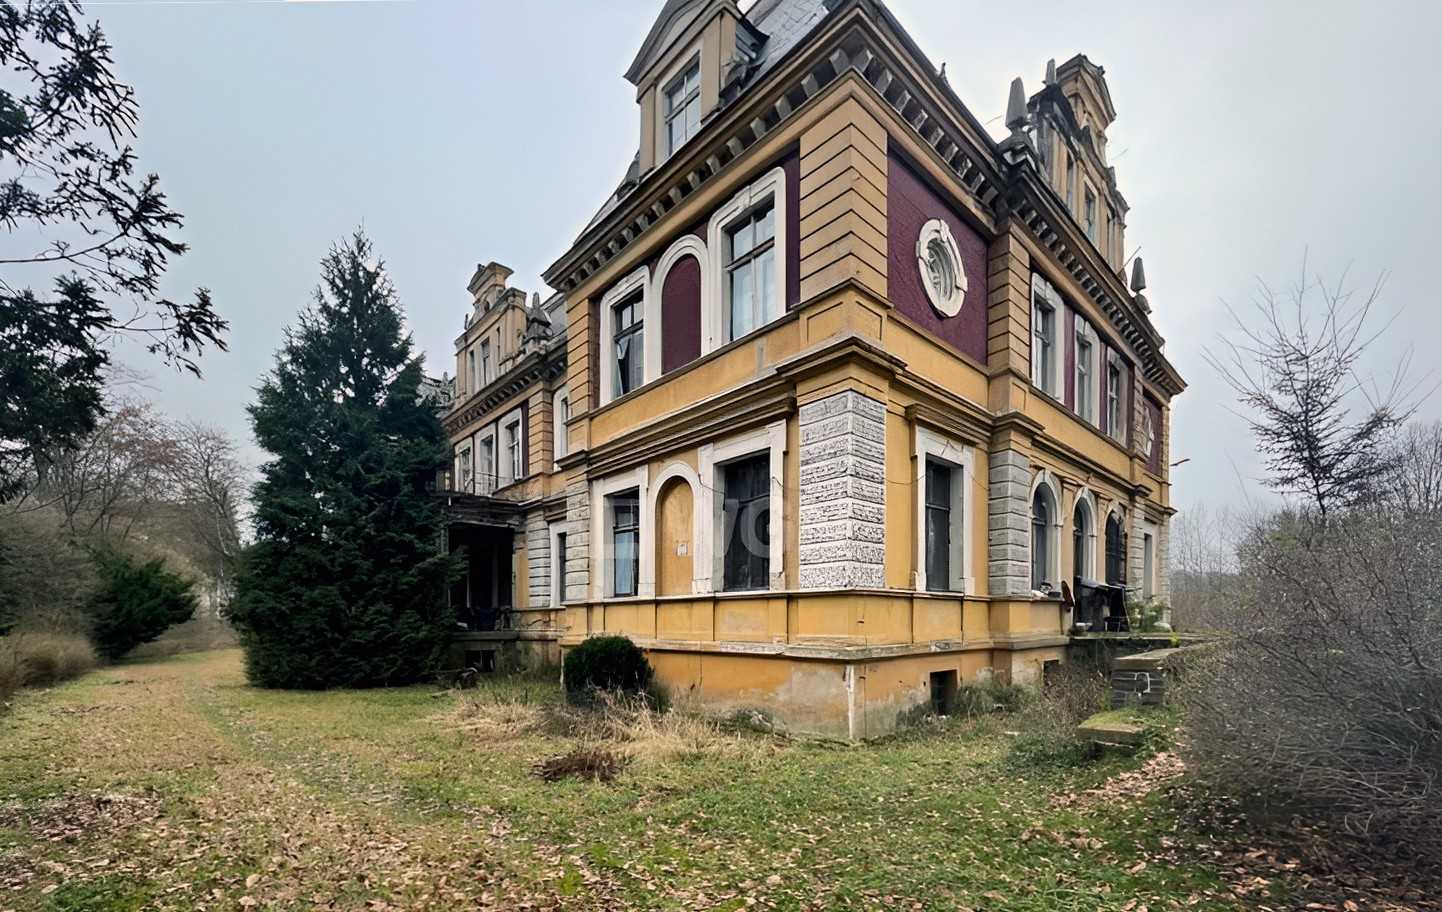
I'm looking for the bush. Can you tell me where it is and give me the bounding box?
[563,636,653,699]
[0,631,98,699]
[89,550,197,660]
[1182,510,1442,853]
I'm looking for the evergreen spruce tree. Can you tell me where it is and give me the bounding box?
[232,231,457,688]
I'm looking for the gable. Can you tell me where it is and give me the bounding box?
[625,0,711,86]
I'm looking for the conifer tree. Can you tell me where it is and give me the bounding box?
[232,231,456,688]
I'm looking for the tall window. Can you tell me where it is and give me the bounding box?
[477,435,494,494]
[1073,500,1093,582]
[1105,513,1126,585]
[1106,361,1122,438]
[554,531,567,607]
[725,201,775,341]
[479,340,491,385]
[722,454,770,591]
[1143,532,1155,599]
[503,419,521,481]
[458,445,472,491]
[553,391,569,463]
[1064,154,1075,211]
[610,490,639,597]
[663,57,701,157]
[467,349,476,394]
[1031,486,1055,592]
[925,460,952,592]
[1075,332,1094,423]
[1032,294,1056,396]
[612,294,643,396]
[1084,187,1098,242]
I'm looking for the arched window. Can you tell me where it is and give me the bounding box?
[1105,511,1127,586]
[1073,495,1094,582]
[1031,484,1058,592]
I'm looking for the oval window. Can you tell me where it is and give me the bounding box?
[916,219,967,318]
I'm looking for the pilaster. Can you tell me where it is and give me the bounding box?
[798,98,887,303]
[987,448,1031,596]
[797,389,886,589]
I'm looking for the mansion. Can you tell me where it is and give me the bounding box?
[436,0,1183,738]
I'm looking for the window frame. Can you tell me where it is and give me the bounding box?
[1105,350,1125,442]
[590,465,651,600]
[662,54,701,159]
[552,389,570,466]
[913,425,974,594]
[699,421,786,593]
[474,425,497,495]
[597,266,652,405]
[1075,319,1097,425]
[479,339,491,386]
[720,452,771,592]
[611,292,644,397]
[1030,471,1062,595]
[1083,185,1098,243]
[549,526,568,608]
[704,167,788,356]
[1030,274,1063,397]
[1072,488,1098,582]
[723,200,777,343]
[609,489,641,598]
[503,418,522,483]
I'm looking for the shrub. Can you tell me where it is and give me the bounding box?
[0,631,97,697]
[1182,510,1442,854]
[563,636,653,699]
[89,550,197,660]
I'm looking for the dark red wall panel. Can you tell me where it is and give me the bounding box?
[886,152,989,364]
[661,254,702,374]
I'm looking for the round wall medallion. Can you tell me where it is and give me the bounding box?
[916,219,967,318]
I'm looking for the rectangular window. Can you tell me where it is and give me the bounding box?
[612,294,643,396]
[610,490,639,597]
[924,460,952,592]
[1143,532,1155,600]
[1084,187,1098,242]
[1076,334,1093,423]
[725,201,776,342]
[554,531,567,607]
[1106,361,1122,438]
[466,349,476,394]
[722,454,770,591]
[503,420,521,481]
[1032,295,1055,395]
[458,446,472,490]
[479,340,491,385]
[553,392,569,462]
[664,57,701,157]
[477,435,495,494]
[1064,154,1075,212]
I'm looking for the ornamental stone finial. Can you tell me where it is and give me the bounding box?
[1130,256,1147,294]
[1005,77,1028,132]
[1044,58,1057,85]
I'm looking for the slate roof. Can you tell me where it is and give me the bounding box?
[578,0,830,239]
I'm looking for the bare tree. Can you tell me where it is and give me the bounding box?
[1206,259,1414,522]
[1382,421,1442,515]
[168,420,246,604]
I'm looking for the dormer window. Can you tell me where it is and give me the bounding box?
[725,201,775,341]
[664,57,701,158]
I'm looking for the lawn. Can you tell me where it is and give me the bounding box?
[0,649,1245,911]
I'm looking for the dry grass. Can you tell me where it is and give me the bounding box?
[452,689,550,740]
[0,631,97,701]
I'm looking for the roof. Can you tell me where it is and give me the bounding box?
[579,0,829,239]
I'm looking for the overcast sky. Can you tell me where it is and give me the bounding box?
[91,0,1442,517]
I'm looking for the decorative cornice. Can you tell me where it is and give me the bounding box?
[443,342,567,435]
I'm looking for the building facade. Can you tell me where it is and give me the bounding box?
[442,0,1184,737]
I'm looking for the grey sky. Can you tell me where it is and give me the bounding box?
[95,0,1442,516]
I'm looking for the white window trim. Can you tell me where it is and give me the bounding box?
[549,523,566,608]
[698,419,786,593]
[597,265,652,405]
[1029,469,1063,595]
[654,42,702,165]
[475,424,497,480]
[649,234,711,377]
[646,461,709,595]
[590,465,651,600]
[1030,273,1064,398]
[1141,518,1159,600]
[497,405,524,485]
[1106,347,1127,443]
[552,389,570,468]
[455,444,473,491]
[1071,487,1100,582]
[1074,318,1099,426]
[704,167,788,355]
[913,426,975,594]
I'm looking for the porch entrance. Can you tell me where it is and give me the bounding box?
[449,525,514,631]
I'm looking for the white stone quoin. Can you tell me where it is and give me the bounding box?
[797,390,886,589]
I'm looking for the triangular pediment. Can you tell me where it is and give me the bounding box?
[624,0,713,85]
